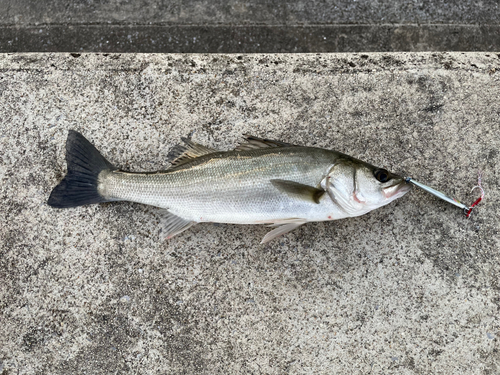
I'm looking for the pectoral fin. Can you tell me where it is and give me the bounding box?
[261,222,305,244]
[271,179,325,204]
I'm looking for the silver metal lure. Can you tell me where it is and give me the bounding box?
[404,176,483,217]
[405,177,468,210]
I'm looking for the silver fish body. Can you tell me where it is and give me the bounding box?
[48,131,411,243]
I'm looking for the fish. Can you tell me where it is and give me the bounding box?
[48,130,411,243]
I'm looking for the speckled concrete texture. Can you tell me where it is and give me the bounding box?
[1,53,499,374]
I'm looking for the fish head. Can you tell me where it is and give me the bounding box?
[324,158,411,216]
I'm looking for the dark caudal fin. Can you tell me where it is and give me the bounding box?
[47,130,116,208]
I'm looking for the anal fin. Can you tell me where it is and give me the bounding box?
[261,221,305,244]
[158,210,196,239]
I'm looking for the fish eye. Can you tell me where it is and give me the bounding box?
[374,169,391,183]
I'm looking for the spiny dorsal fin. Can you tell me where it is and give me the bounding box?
[233,135,297,152]
[270,179,325,204]
[167,138,219,167]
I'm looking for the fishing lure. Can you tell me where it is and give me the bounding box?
[405,172,484,218]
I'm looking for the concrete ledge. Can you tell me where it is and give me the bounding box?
[1,53,499,374]
[1,0,500,52]
[2,24,500,53]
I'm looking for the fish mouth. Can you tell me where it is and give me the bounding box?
[383,181,412,199]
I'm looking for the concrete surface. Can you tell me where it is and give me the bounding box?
[1,1,500,52]
[0,52,499,374]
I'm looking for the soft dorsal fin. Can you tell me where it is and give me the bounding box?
[270,179,325,204]
[233,135,297,152]
[167,138,219,167]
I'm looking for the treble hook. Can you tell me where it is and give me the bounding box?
[465,171,484,218]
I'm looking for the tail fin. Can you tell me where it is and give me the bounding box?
[48,130,116,208]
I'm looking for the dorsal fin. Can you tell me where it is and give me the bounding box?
[233,135,297,152]
[167,138,219,167]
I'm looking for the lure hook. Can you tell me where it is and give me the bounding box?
[464,171,484,218]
